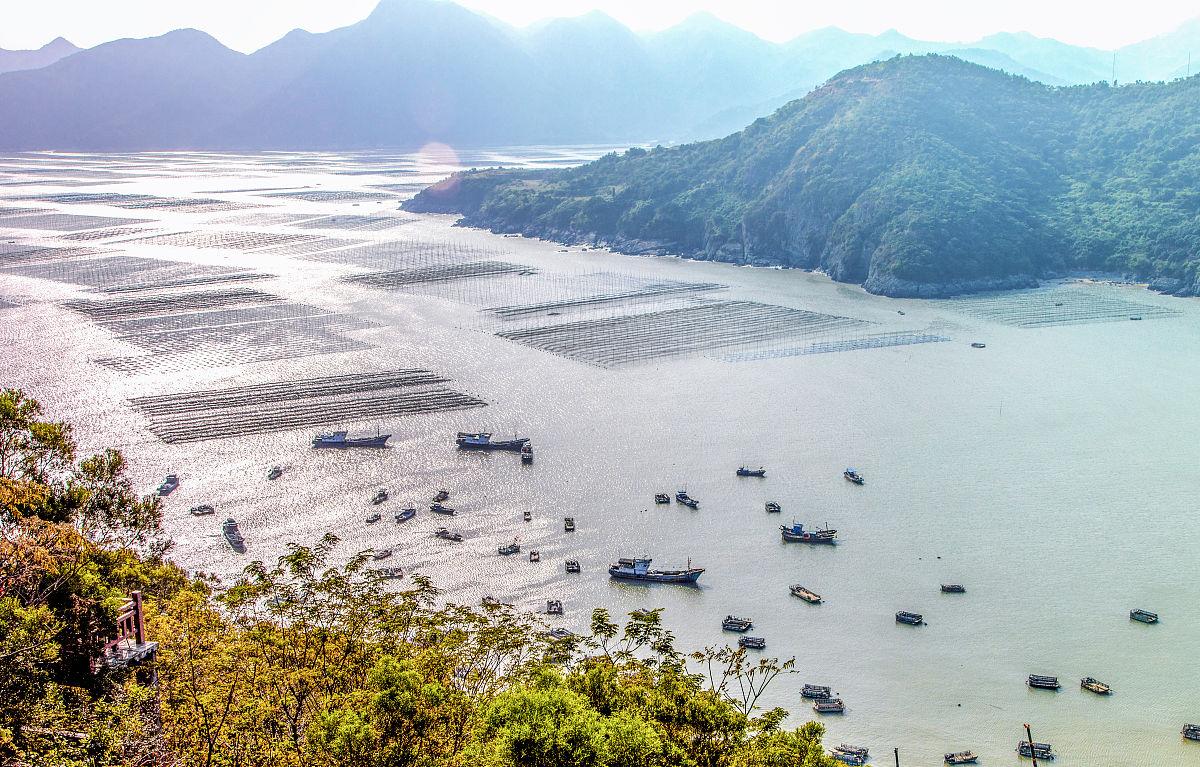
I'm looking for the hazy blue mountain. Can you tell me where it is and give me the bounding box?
[404,55,1200,298]
[0,0,1198,150]
[0,37,80,74]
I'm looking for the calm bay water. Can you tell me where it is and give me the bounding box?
[2,149,1197,765]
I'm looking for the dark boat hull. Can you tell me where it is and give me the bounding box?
[312,435,390,449]
[781,530,837,544]
[608,568,703,584]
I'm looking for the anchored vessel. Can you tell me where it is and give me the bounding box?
[547,628,574,640]
[801,684,832,700]
[456,432,529,451]
[435,528,464,542]
[813,698,845,714]
[521,443,533,463]
[371,489,388,505]
[267,465,283,480]
[944,750,978,764]
[372,548,393,560]
[498,539,521,556]
[430,503,456,515]
[608,557,703,584]
[433,489,450,503]
[222,518,245,552]
[157,474,179,496]
[1182,724,1200,741]
[941,583,966,593]
[736,466,766,477]
[653,493,670,504]
[365,513,382,524]
[545,599,563,615]
[843,468,865,485]
[370,566,404,579]
[1130,608,1159,624]
[1027,674,1061,690]
[675,491,699,508]
[790,584,823,604]
[565,559,581,573]
[395,507,416,523]
[189,504,215,517]
[1081,677,1112,695]
[722,615,753,632]
[312,431,389,449]
[1017,741,1054,760]
[780,521,837,544]
[564,517,575,532]
[895,611,924,625]
[832,745,868,765]
[971,342,987,349]
[738,636,766,649]
[529,550,541,562]
[523,510,532,522]
[765,501,782,513]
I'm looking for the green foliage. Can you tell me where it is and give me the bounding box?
[406,55,1200,296]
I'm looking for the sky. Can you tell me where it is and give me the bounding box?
[1,0,1197,53]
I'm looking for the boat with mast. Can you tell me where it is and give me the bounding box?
[608,557,703,584]
[312,431,389,449]
[456,432,529,451]
[736,466,766,477]
[780,521,837,544]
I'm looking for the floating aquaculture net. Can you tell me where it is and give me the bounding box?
[719,332,952,361]
[58,227,157,242]
[128,369,486,444]
[112,230,322,251]
[0,213,155,231]
[344,261,538,290]
[3,254,249,291]
[482,280,726,320]
[291,214,416,232]
[262,190,398,202]
[939,284,1181,327]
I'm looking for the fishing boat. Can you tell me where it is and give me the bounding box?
[565,559,581,573]
[790,585,822,604]
[1017,741,1054,759]
[435,528,464,542]
[680,497,699,509]
[675,490,693,504]
[157,474,179,496]
[395,507,416,523]
[1130,608,1158,624]
[970,342,987,349]
[523,510,532,522]
[722,615,753,632]
[371,566,405,579]
[529,550,540,562]
[365,513,381,524]
[1182,724,1200,741]
[372,548,393,560]
[812,698,845,714]
[1130,315,1143,321]
[370,489,388,505]
[547,628,574,640]
[780,521,837,544]
[1027,674,1061,690]
[1081,677,1112,694]
[456,432,529,451]
[895,611,924,625]
[546,599,563,615]
[481,596,502,608]
[736,466,767,477]
[430,503,456,515]
[765,501,782,513]
[941,583,966,593]
[433,489,450,502]
[738,636,766,649]
[608,557,703,584]
[222,518,245,552]
[189,504,215,516]
[521,443,533,464]
[843,468,865,485]
[944,750,978,764]
[563,517,575,532]
[832,745,869,765]
[267,465,283,480]
[312,431,389,449]
[498,539,521,556]
[654,493,670,504]
[801,684,832,700]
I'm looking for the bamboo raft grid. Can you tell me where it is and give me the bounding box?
[0,297,17,310]
[65,288,283,320]
[206,211,325,227]
[344,260,537,289]
[263,190,397,202]
[5,255,243,290]
[59,227,157,242]
[98,301,339,334]
[141,388,487,444]
[720,332,951,361]
[292,214,416,232]
[483,280,727,319]
[496,300,869,367]
[941,285,1180,327]
[113,230,324,251]
[0,213,154,231]
[0,206,52,218]
[94,272,272,294]
[95,333,373,375]
[254,237,368,257]
[128,369,450,414]
[0,246,103,266]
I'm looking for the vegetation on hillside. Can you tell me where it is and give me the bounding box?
[406,55,1200,297]
[0,387,838,767]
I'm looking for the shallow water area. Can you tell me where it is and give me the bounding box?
[2,147,1198,766]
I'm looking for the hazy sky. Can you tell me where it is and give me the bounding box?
[2,0,1197,53]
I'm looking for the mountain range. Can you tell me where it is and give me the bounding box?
[404,55,1200,298]
[1,0,1199,150]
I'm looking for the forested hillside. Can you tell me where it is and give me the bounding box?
[406,55,1200,297]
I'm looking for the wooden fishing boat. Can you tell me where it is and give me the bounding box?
[790,584,822,604]
[1081,677,1112,694]
[944,750,978,764]
[1027,674,1060,690]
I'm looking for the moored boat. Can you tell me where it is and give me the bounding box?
[545,599,562,615]
[1017,741,1054,759]
[565,559,581,573]
[547,627,574,640]
[738,636,766,649]
[1183,724,1200,741]
[780,521,837,544]
[430,503,456,515]
[832,745,868,765]
[157,474,179,496]
[481,596,502,608]
[365,513,382,524]
[395,507,417,523]
[222,518,245,552]
[813,698,845,714]
[371,489,388,505]
[944,750,978,764]
[895,611,924,625]
[680,497,699,509]
[372,548,393,560]
[529,550,540,562]
[456,432,529,451]
[521,443,533,464]
[722,615,753,632]
[267,465,283,480]
[370,566,405,579]
[433,489,450,502]
[498,539,521,556]
[1081,677,1112,695]
[608,557,703,584]
[790,584,822,604]
[189,504,215,516]
[765,501,782,513]
[563,517,575,532]
[970,342,987,349]
[312,431,389,449]
[1130,608,1158,624]
[801,684,831,700]
[1027,674,1061,690]
[523,510,532,522]
[654,493,670,504]
[435,528,464,542]
[843,468,865,485]
[736,466,766,477]
[941,583,966,593]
